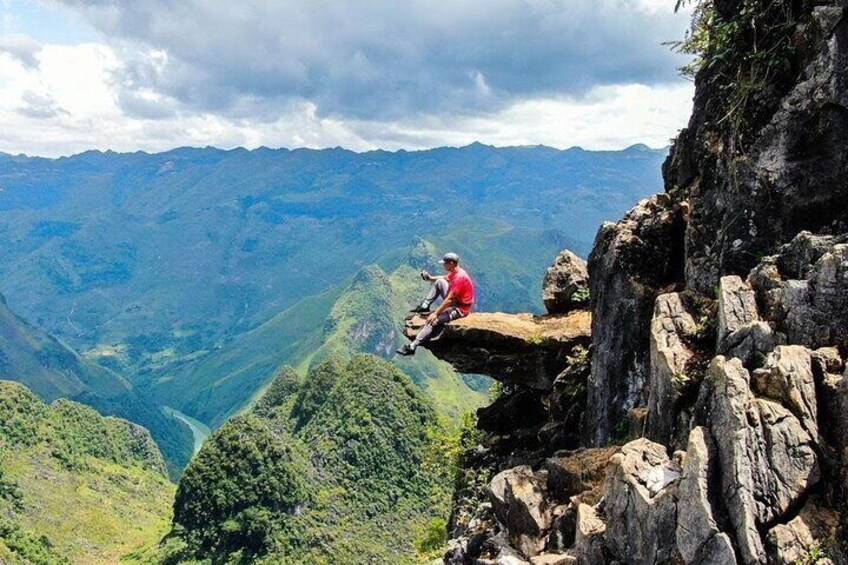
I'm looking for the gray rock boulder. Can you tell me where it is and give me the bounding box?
[676,426,737,565]
[646,292,697,445]
[573,503,606,565]
[543,250,589,314]
[750,237,848,352]
[586,194,686,446]
[723,321,777,369]
[696,356,820,564]
[765,501,842,564]
[488,466,553,557]
[602,439,682,564]
[751,346,818,438]
[717,276,759,351]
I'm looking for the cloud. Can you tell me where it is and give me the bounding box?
[0,1,696,156]
[18,89,68,118]
[54,0,692,122]
[0,32,41,68]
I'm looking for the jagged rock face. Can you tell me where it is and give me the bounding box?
[586,194,685,446]
[766,501,841,565]
[488,466,552,557]
[542,250,589,315]
[750,232,848,351]
[441,4,848,559]
[695,356,820,564]
[601,439,682,564]
[717,275,777,367]
[574,504,606,565]
[646,292,697,446]
[676,427,736,565]
[664,2,848,295]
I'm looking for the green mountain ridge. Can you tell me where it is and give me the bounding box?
[160,355,458,564]
[0,380,174,564]
[0,292,193,477]
[152,239,487,428]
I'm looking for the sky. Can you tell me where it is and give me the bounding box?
[0,0,695,156]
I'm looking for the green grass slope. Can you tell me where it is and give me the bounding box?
[161,355,457,564]
[0,381,175,564]
[152,241,487,429]
[0,293,193,477]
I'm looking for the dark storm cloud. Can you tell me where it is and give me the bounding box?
[55,0,691,120]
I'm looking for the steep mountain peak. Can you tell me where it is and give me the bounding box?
[404,236,439,270]
[350,264,389,286]
[167,354,450,563]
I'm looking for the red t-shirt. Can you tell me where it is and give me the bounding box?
[447,267,475,315]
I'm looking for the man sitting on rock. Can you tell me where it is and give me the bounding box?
[397,252,475,356]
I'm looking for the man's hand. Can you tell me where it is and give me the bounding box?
[426,312,438,324]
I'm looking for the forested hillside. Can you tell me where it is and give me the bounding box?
[0,292,192,476]
[0,381,174,564]
[157,355,461,564]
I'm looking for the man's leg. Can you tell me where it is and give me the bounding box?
[412,278,449,312]
[405,307,463,352]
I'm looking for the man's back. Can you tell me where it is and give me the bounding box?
[447,267,475,315]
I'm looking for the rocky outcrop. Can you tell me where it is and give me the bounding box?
[404,311,590,390]
[676,427,736,565]
[765,501,841,564]
[664,3,848,296]
[441,2,848,562]
[645,292,698,446]
[696,356,820,563]
[750,231,848,352]
[488,466,552,557]
[601,439,682,564]
[586,194,686,446]
[542,250,589,315]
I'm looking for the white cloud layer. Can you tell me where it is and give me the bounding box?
[0,0,695,156]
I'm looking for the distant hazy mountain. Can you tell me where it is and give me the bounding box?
[0,143,666,385]
[0,292,193,476]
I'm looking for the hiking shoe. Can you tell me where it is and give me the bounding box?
[396,344,416,356]
[409,304,430,314]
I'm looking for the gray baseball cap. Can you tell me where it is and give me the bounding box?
[439,252,460,264]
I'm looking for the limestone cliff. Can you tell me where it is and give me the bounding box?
[431,2,848,563]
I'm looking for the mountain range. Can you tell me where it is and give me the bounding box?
[0,142,665,471]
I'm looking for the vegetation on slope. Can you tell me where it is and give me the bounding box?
[0,292,193,477]
[155,241,488,429]
[162,355,460,564]
[0,381,174,564]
